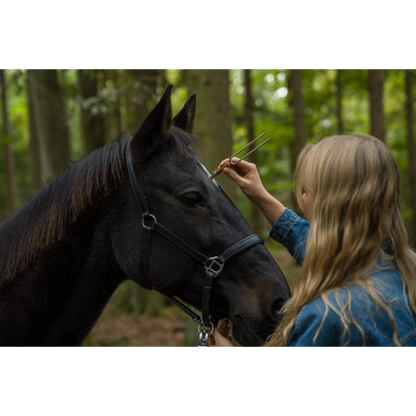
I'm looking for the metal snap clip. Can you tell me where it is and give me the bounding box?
[197,321,214,347]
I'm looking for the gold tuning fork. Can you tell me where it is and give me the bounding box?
[209,132,270,180]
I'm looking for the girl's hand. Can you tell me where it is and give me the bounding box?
[219,158,286,226]
[220,158,268,202]
[208,320,234,347]
[220,158,268,204]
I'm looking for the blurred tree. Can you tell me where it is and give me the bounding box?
[98,70,111,145]
[244,69,263,234]
[27,70,70,179]
[128,70,158,132]
[78,70,106,154]
[0,70,17,215]
[288,70,307,213]
[186,70,236,202]
[405,70,416,246]
[27,75,43,192]
[111,70,123,138]
[335,70,344,134]
[369,70,386,142]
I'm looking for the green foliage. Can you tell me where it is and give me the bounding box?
[228,69,416,226]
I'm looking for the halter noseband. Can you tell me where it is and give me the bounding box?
[125,141,264,340]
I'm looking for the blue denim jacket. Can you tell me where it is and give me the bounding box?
[268,208,416,346]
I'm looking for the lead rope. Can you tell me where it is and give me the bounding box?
[166,294,213,346]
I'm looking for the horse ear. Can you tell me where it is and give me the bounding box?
[172,94,196,133]
[129,84,173,164]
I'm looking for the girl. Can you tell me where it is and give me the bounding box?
[209,134,416,346]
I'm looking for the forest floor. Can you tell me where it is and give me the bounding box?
[89,305,189,346]
[87,246,299,347]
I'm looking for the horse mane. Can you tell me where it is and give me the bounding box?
[0,126,201,284]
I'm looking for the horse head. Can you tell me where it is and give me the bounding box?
[112,85,291,346]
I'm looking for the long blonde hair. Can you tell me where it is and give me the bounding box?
[267,134,416,346]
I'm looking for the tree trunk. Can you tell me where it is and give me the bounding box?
[405,70,416,246]
[186,70,236,203]
[288,70,307,213]
[27,75,43,192]
[244,69,263,234]
[111,70,123,139]
[336,70,344,134]
[27,70,70,179]
[368,70,386,142]
[100,70,111,145]
[0,70,17,215]
[128,70,158,133]
[78,70,106,153]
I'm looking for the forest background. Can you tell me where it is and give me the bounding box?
[1,69,416,345]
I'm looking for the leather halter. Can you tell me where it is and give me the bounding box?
[125,141,264,327]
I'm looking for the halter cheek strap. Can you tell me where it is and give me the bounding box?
[125,141,264,327]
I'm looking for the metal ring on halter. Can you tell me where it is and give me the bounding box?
[198,322,214,336]
[142,214,157,230]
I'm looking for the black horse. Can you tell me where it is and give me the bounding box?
[0,85,290,346]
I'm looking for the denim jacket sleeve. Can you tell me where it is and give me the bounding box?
[267,208,309,266]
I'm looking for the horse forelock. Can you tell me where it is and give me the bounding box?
[168,126,204,159]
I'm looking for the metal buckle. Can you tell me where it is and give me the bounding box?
[142,214,157,230]
[204,256,224,277]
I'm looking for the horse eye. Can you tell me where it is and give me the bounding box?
[180,192,202,207]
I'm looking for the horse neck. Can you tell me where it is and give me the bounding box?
[0,138,128,279]
[0,145,129,345]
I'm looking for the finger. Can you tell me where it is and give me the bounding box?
[219,159,230,167]
[218,320,230,336]
[230,158,255,171]
[208,328,224,350]
[228,161,257,179]
[223,166,247,185]
[219,320,229,329]
[208,328,220,346]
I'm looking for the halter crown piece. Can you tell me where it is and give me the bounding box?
[126,140,264,346]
